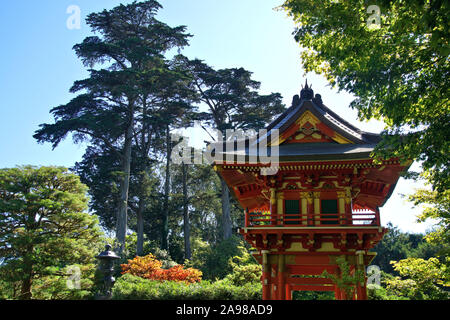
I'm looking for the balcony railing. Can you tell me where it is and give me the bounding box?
[245,210,379,228]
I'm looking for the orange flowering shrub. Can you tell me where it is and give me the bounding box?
[121,253,202,283]
[121,254,162,279]
[162,265,203,283]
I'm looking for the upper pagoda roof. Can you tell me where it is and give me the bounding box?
[212,81,382,163]
[263,81,381,146]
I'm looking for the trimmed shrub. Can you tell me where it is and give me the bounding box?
[112,274,262,300]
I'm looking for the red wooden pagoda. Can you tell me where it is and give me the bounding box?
[212,82,410,300]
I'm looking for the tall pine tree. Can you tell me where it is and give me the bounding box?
[34,1,191,254]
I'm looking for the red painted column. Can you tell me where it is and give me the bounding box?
[285,284,292,300]
[355,250,368,300]
[334,286,341,300]
[356,280,368,300]
[277,255,286,300]
[307,194,314,226]
[270,188,278,226]
[261,250,271,300]
[361,282,368,300]
[344,188,352,225]
[334,267,346,300]
[271,282,276,300]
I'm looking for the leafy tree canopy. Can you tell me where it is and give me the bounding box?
[386,257,449,299]
[179,57,286,133]
[282,0,449,193]
[408,188,450,255]
[0,166,103,299]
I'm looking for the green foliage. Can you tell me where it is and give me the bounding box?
[187,236,256,280]
[0,166,104,299]
[112,233,158,262]
[170,164,223,248]
[322,256,364,299]
[30,264,97,300]
[371,223,444,274]
[408,188,450,256]
[179,57,286,133]
[223,264,261,287]
[112,273,261,300]
[223,252,261,287]
[385,257,449,300]
[367,283,408,300]
[369,236,449,300]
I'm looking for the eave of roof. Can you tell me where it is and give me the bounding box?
[215,142,376,162]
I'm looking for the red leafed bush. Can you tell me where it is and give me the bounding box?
[121,254,202,283]
[162,265,203,283]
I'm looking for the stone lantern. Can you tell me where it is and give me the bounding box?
[96,244,120,299]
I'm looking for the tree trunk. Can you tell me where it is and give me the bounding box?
[136,196,145,256]
[161,124,171,250]
[221,177,232,240]
[20,251,33,300]
[116,103,134,255]
[20,276,32,300]
[182,163,191,260]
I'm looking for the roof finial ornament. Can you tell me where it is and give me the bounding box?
[300,78,314,100]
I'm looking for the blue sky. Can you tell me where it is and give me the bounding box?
[0,0,434,233]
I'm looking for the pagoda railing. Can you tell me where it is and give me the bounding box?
[245,210,380,228]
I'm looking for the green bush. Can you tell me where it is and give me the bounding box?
[188,236,258,280]
[224,264,261,287]
[112,273,262,300]
[367,284,409,300]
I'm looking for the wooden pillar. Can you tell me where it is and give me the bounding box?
[285,284,292,300]
[270,188,277,225]
[307,192,314,226]
[337,191,346,225]
[300,192,308,225]
[355,250,368,300]
[313,192,321,226]
[334,286,342,300]
[277,254,286,300]
[334,264,349,300]
[271,282,276,300]
[277,192,284,226]
[356,281,367,300]
[261,250,271,300]
[344,187,352,225]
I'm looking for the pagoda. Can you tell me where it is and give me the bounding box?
[211,81,410,300]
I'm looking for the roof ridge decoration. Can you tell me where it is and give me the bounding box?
[300,79,314,100]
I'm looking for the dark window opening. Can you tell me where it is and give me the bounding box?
[285,199,300,225]
[321,199,339,225]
